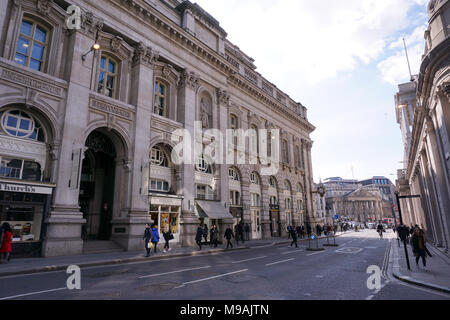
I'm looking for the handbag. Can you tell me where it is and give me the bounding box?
[148,242,154,249]
[169,234,174,240]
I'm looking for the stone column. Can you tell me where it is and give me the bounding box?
[42,16,103,257]
[178,70,201,247]
[110,43,157,251]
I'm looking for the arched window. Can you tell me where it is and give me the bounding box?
[15,19,48,71]
[196,156,212,174]
[250,172,260,185]
[282,139,289,163]
[269,176,277,188]
[150,146,170,168]
[285,180,291,192]
[1,110,45,142]
[230,114,238,146]
[228,167,240,181]
[249,125,258,154]
[98,55,118,98]
[297,183,303,193]
[154,80,167,117]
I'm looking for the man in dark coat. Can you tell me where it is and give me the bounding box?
[238,222,245,244]
[202,224,208,244]
[143,224,153,257]
[195,223,203,251]
[234,224,240,245]
[290,227,298,248]
[245,223,250,241]
[224,225,234,249]
[411,228,428,270]
[210,225,219,248]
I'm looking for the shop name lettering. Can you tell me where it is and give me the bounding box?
[180,304,269,317]
[0,184,36,193]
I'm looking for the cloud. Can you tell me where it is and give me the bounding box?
[378,25,427,85]
[194,0,427,87]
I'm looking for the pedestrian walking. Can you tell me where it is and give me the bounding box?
[210,225,219,248]
[296,226,301,238]
[287,225,292,239]
[224,225,234,249]
[202,224,208,245]
[301,225,305,239]
[290,227,298,248]
[151,224,160,253]
[162,225,173,252]
[234,224,240,245]
[142,224,153,257]
[411,227,428,270]
[238,222,245,244]
[245,223,250,241]
[195,223,203,251]
[0,222,12,264]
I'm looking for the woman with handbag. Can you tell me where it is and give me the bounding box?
[143,224,153,257]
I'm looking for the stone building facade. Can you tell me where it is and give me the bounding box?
[324,177,386,224]
[0,0,316,257]
[395,0,450,253]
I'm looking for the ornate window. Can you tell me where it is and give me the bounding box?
[249,125,258,154]
[98,55,118,98]
[229,167,239,181]
[1,110,45,142]
[229,190,241,205]
[251,193,261,207]
[269,176,277,188]
[196,184,214,200]
[282,139,289,163]
[285,198,292,209]
[14,20,48,71]
[230,114,238,146]
[270,196,278,205]
[196,156,212,174]
[150,146,169,167]
[285,180,291,192]
[154,80,167,117]
[250,172,260,185]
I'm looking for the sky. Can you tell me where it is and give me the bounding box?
[194,0,429,182]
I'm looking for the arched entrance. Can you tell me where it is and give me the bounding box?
[79,130,117,241]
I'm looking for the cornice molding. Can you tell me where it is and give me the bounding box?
[228,73,315,134]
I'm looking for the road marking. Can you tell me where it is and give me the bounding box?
[266,258,295,266]
[281,249,303,255]
[232,256,267,264]
[0,287,67,300]
[139,266,211,279]
[335,247,363,254]
[307,251,326,256]
[365,247,377,249]
[176,269,248,287]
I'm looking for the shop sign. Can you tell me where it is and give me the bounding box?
[150,196,182,206]
[0,182,52,195]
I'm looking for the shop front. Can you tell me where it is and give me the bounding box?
[195,200,234,239]
[0,179,54,257]
[149,195,182,243]
[230,206,243,227]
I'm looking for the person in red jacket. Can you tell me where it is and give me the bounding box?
[0,222,12,264]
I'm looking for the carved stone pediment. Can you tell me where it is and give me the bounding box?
[178,70,200,91]
[133,42,160,68]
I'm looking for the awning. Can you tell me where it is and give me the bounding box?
[195,200,234,220]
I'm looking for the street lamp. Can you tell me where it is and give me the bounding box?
[82,43,101,61]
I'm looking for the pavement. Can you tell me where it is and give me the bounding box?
[0,232,349,277]
[390,236,450,294]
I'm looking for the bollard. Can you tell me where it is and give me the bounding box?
[323,232,339,247]
[307,233,325,251]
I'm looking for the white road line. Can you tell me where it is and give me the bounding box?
[281,249,303,255]
[232,256,267,264]
[139,266,211,279]
[307,251,326,256]
[177,269,248,287]
[0,287,67,300]
[266,258,295,266]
